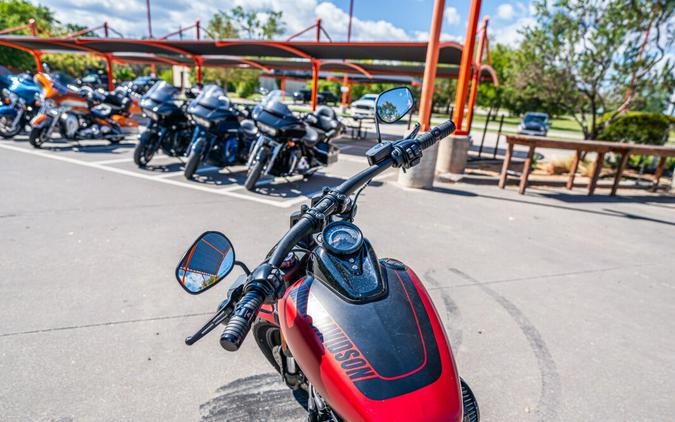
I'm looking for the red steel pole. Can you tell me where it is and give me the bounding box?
[463,16,489,131]
[452,0,482,135]
[417,0,445,131]
[316,18,321,42]
[310,60,320,111]
[103,22,109,38]
[341,0,354,108]
[105,54,114,91]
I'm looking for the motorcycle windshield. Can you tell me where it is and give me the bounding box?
[196,85,230,109]
[260,90,293,117]
[145,81,178,103]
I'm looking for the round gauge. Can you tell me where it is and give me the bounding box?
[322,221,364,256]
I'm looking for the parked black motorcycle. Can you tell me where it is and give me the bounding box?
[184,84,258,180]
[245,91,338,191]
[134,81,193,167]
[173,87,478,422]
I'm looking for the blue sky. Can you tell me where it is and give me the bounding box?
[34,0,536,46]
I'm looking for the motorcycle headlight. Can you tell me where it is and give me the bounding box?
[47,108,59,117]
[192,115,211,128]
[45,98,56,109]
[257,122,278,137]
[144,109,158,120]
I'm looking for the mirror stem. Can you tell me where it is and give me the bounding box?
[235,260,251,275]
[374,115,382,144]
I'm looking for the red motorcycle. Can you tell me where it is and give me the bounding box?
[175,87,479,422]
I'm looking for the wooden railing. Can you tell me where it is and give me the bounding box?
[500,135,675,196]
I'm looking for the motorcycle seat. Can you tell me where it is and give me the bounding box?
[240,119,258,137]
[91,104,112,119]
[302,127,320,146]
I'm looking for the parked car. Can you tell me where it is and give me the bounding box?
[518,112,550,136]
[350,93,377,118]
[318,90,339,105]
[293,89,326,104]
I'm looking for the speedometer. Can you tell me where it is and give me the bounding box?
[322,221,363,256]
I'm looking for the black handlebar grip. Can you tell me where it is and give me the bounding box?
[219,289,264,352]
[417,120,456,150]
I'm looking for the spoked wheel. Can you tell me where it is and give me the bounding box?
[461,378,480,422]
[133,140,156,168]
[28,126,49,148]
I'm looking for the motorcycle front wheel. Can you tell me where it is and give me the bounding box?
[28,126,48,148]
[133,135,157,167]
[184,142,204,180]
[0,116,21,139]
[245,148,268,191]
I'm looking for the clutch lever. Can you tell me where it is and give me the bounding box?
[185,275,246,345]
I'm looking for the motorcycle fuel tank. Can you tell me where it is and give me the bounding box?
[279,254,463,422]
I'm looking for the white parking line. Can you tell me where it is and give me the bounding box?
[0,143,306,208]
[94,157,136,165]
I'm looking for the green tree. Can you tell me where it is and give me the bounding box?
[509,0,674,139]
[0,0,56,71]
[476,43,516,118]
[207,6,284,40]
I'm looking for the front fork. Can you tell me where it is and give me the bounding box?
[247,135,282,176]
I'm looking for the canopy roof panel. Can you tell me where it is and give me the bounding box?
[0,36,463,64]
[0,36,496,85]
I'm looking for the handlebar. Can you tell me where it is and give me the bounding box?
[218,119,455,351]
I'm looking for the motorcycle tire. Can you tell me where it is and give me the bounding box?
[245,155,266,191]
[461,378,480,422]
[252,319,282,373]
[28,126,47,148]
[184,145,203,180]
[0,117,21,139]
[133,139,156,168]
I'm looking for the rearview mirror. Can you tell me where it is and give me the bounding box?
[375,87,415,124]
[175,231,236,294]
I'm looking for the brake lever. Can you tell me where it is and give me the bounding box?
[407,122,421,139]
[185,276,246,345]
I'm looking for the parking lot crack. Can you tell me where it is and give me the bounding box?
[0,311,213,338]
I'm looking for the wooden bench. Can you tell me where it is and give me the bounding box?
[499,135,675,195]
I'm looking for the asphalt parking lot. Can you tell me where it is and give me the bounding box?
[1,133,674,422]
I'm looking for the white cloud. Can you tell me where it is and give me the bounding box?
[492,16,536,46]
[445,7,460,26]
[315,2,408,41]
[37,0,426,42]
[414,31,463,43]
[497,4,516,20]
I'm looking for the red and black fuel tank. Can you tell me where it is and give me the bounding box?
[278,258,463,422]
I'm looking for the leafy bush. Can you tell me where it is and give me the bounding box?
[236,78,258,98]
[598,112,673,145]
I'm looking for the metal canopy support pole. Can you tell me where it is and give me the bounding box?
[417,0,445,131]
[310,60,320,111]
[452,0,482,135]
[33,52,43,72]
[316,18,322,42]
[103,22,109,38]
[105,54,114,91]
[146,0,153,38]
[195,20,200,40]
[195,57,203,83]
[464,16,489,132]
[398,0,444,190]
